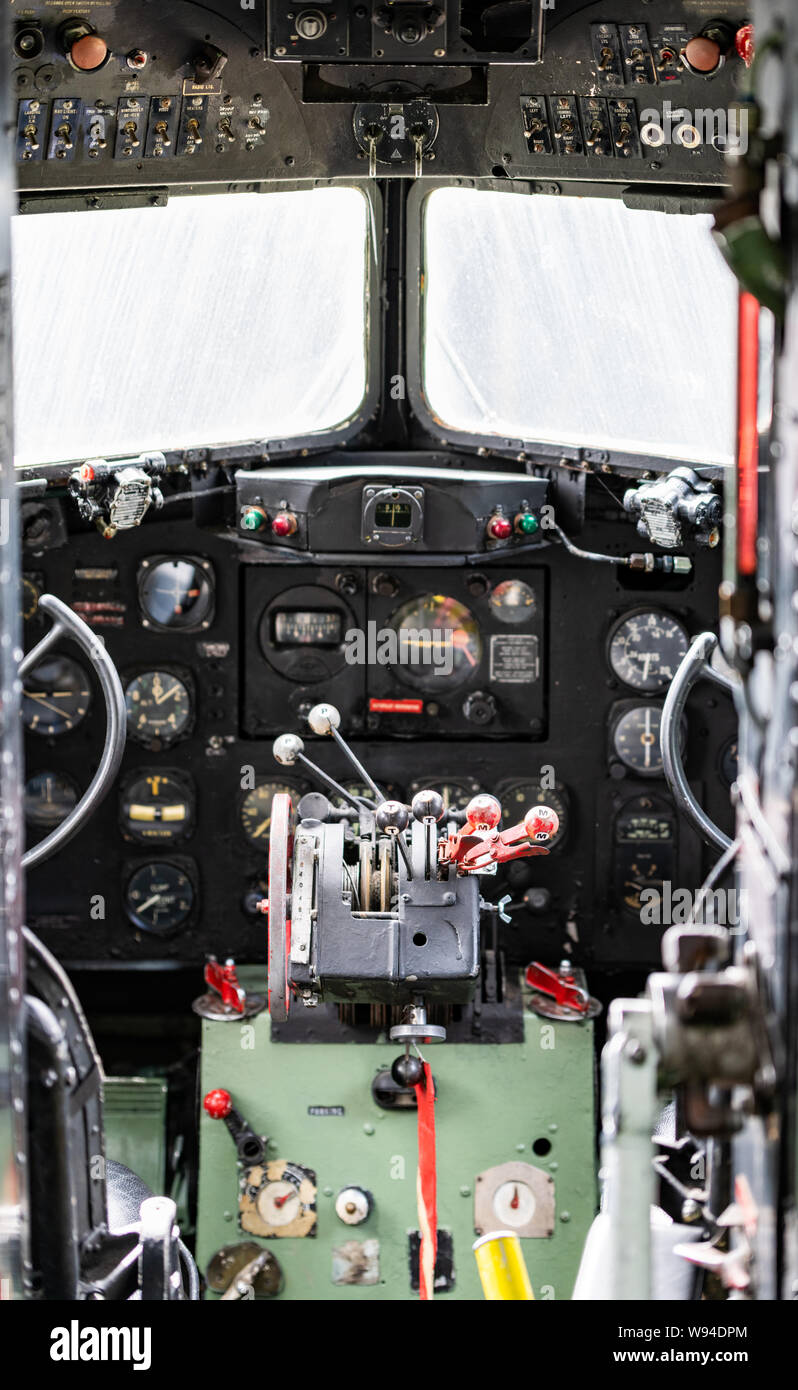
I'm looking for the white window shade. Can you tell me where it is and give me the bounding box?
[422,187,738,466]
[12,186,369,468]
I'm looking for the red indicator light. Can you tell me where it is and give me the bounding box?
[271,511,298,538]
[486,513,512,541]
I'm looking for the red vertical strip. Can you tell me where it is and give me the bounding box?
[414,1062,438,1300]
[737,290,760,577]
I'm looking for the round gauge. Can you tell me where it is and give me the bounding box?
[138,556,214,631]
[612,704,683,777]
[489,579,537,624]
[24,771,79,827]
[408,776,481,813]
[720,737,738,787]
[22,655,91,736]
[125,670,192,745]
[121,772,194,843]
[21,575,41,622]
[608,610,688,692]
[256,1180,303,1229]
[389,594,482,692]
[492,1179,537,1229]
[125,862,194,934]
[241,780,304,846]
[499,778,569,849]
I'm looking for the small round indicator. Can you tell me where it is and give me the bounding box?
[499,779,568,849]
[22,655,91,736]
[138,557,214,631]
[257,1180,302,1228]
[612,705,684,777]
[492,1179,536,1228]
[125,861,194,934]
[125,671,192,746]
[241,780,304,846]
[489,579,537,624]
[408,777,481,813]
[24,771,79,827]
[608,611,688,692]
[121,771,194,843]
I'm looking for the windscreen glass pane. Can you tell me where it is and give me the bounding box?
[12,187,369,467]
[422,188,737,465]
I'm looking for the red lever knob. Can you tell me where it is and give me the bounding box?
[203,1088,233,1119]
[464,793,502,830]
[524,805,559,842]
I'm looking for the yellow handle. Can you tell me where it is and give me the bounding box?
[473,1231,535,1301]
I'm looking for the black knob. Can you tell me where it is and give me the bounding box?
[391,1053,424,1087]
[335,571,359,596]
[192,41,228,83]
[372,572,399,597]
[462,691,496,726]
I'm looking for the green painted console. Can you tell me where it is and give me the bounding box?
[196,974,596,1300]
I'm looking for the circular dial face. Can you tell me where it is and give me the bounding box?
[21,575,41,622]
[125,862,194,933]
[24,771,79,827]
[22,655,91,736]
[612,705,669,776]
[121,772,194,843]
[256,1180,303,1228]
[241,780,304,846]
[125,671,192,745]
[138,557,214,631]
[499,778,568,849]
[408,777,481,813]
[492,1179,537,1228]
[389,594,482,691]
[489,579,537,624]
[608,611,688,692]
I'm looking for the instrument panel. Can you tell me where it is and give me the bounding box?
[19,485,736,972]
[10,0,747,190]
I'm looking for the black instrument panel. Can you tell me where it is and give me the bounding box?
[12,0,747,191]
[21,489,735,972]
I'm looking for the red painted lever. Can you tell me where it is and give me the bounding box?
[525,962,589,1015]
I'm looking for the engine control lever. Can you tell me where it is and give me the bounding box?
[306,702,384,804]
[525,961,602,1022]
[203,1089,267,1167]
[192,957,266,1021]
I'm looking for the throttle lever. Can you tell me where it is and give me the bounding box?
[203,1088,267,1167]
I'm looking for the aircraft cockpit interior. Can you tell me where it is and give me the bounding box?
[1,0,796,1344]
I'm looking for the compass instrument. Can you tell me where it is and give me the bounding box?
[137,556,214,631]
[22,654,91,735]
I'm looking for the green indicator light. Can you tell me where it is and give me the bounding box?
[242,507,266,532]
[517,513,539,535]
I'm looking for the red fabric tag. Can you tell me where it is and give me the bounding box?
[414,1061,437,1300]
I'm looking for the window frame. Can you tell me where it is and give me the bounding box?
[405,177,731,478]
[12,178,382,476]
